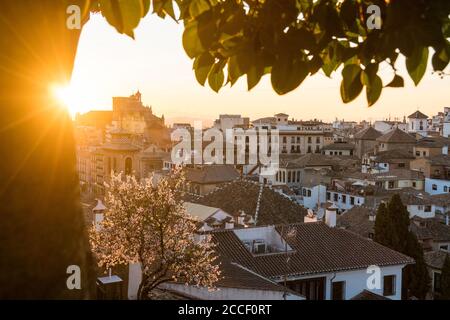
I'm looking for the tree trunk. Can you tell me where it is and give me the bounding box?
[0,1,93,298]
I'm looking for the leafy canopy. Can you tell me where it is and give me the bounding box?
[89,0,450,106]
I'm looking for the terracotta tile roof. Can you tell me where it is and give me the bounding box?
[416,137,446,148]
[217,262,296,293]
[376,128,416,144]
[429,193,450,208]
[373,149,415,162]
[353,126,382,140]
[424,250,450,269]
[184,165,240,184]
[425,154,450,166]
[185,180,306,225]
[408,111,428,119]
[410,217,450,242]
[337,206,375,239]
[351,290,390,300]
[211,222,414,279]
[373,169,424,180]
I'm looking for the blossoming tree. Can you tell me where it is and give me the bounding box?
[90,171,220,299]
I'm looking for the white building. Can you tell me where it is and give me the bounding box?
[192,223,414,300]
[374,120,408,133]
[443,107,450,138]
[213,114,250,131]
[425,177,450,195]
[408,110,429,137]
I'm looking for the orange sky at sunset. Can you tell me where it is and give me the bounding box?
[67,13,450,125]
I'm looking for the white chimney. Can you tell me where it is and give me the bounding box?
[225,218,235,229]
[93,199,106,231]
[325,208,337,228]
[237,210,246,225]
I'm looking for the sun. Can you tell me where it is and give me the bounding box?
[50,83,82,117]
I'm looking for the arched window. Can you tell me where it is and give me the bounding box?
[125,157,132,175]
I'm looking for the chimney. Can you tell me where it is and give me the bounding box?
[325,207,337,228]
[237,210,246,225]
[93,199,106,231]
[225,218,235,229]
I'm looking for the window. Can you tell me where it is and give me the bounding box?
[416,151,420,156]
[432,184,438,191]
[388,181,395,189]
[412,182,416,188]
[434,272,442,294]
[283,137,287,143]
[383,275,396,296]
[350,197,355,205]
[308,137,312,144]
[444,186,448,192]
[125,157,133,175]
[326,192,331,200]
[342,195,347,203]
[307,190,312,197]
[316,137,320,144]
[440,245,449,251]
[334,193,338,202]
[425,205,432,212]
[332,281,345,300]
[307,146,312,153]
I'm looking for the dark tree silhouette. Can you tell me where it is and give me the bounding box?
[0,1,93,299]
[374,194,430,299]
[439,254,450,300]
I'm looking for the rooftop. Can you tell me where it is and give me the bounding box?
[211,222,413,279]
[376,128,416,144]
[353,126,382,140]
[184,180,306,225]
[184,165,240,184]
[424,250,450,270]
[408,110,428,119]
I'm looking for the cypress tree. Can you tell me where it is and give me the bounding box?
[440,254,450,300]
[374,194,430,299]
[374,202,391,247]
[404,233,430,299]
[386,194,410,253]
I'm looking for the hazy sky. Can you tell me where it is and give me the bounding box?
[69,13,450,125]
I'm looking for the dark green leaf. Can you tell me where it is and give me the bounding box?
[182,21,204,58]
[194,52,215,86]
[308,56,323,75]
[271,54,309,95]
[247,55,265,91]
[366,75,382,106]
[189,0,210,18]
[208,63,225,92]
[227,56,243,86]
[340,64,363,103]
[432,46,450,71]
[99,0,150,38]
[386,74,404,88]
[406,46,428,86]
